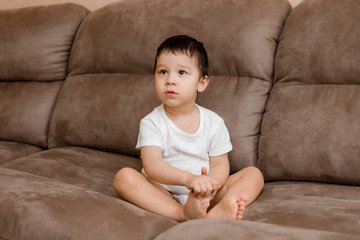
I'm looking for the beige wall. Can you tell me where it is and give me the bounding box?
[0,0,303,11]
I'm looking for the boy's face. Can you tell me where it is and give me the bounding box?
[154,52,208,110]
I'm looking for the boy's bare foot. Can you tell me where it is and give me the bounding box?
[206,194,248,220]
[183,193,211,220]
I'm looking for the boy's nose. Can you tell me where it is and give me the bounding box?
[166,75,176,85]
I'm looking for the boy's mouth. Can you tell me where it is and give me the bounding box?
[166,90,178,96]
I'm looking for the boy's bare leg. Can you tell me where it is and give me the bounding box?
[206,166,264,220]
[114,167,210,222]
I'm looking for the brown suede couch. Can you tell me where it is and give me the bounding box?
[1,0,359,239]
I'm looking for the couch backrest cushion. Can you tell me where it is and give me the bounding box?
[49,74,161,156]
[258,0,360,184]
[0,4,88,148]
[68,0,289,80]
[0,82,62,148]
[0,4,88,82]
[49,0,291,172]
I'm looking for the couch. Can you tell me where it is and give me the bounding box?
[0,0,359,239]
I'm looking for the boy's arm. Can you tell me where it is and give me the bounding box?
[141,145,219,196]
[141,145,192,186]
[208,153,230,188]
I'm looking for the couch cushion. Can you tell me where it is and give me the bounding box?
[0,4,88,82]
[60,0,291,172]
[245,181,360,236]
[155,218,359,240]
[274,0,360,86]
[69,0,290,79]
[259,85,360,184]
[0,141,41,164]
[0,3,89,149]
[197,76,271,172]
[0,167,177,240]
[0,82,63,148]
[1,146,142,197]
[48,74,160,157]
[258,0,360,184]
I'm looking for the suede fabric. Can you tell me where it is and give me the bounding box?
[258,0,360,184]
[2,146,142,197]
[245,182,360,236]
[258,85,360,184]
[274,0,360,85]
[0,167,177,240]
[0,82,63,148]
[0,4,88,82]
[69,0,290,79]
[155,218,359,240]
[48,74,161,156]
[0,141,41,164]
[58,0,290,171]
[197,76,271,171]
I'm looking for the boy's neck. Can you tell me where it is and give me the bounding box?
[163,103,198,118]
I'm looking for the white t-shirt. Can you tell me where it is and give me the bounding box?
[136,103,232,195]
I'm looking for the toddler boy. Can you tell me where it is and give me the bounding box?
[114,35,264,222]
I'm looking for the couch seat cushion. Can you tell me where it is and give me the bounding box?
[0,141,41,164]
[0,167,177,240]
[1,146,142,197]
[245,181,360,235]
[155,218,358,240]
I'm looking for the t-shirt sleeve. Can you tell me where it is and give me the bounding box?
[209,119,233,157]
[135,117,162,149]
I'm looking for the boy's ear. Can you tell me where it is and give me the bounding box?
[197,75,209,93]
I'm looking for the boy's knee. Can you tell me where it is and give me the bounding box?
[244,166,264,183]
[114,167,138,191]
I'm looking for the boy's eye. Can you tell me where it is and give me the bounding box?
[179,70,186,75]
[159,70,167,75]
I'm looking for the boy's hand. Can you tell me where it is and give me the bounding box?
[186,167,220,198]
[201,167,218,200]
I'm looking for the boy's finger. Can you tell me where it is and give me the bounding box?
[206,182,213,195]
[193,185,201,195]
[200,182,208,195]
[209,179,218,189]
[213,183,220,191]
[196,183,206,198]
